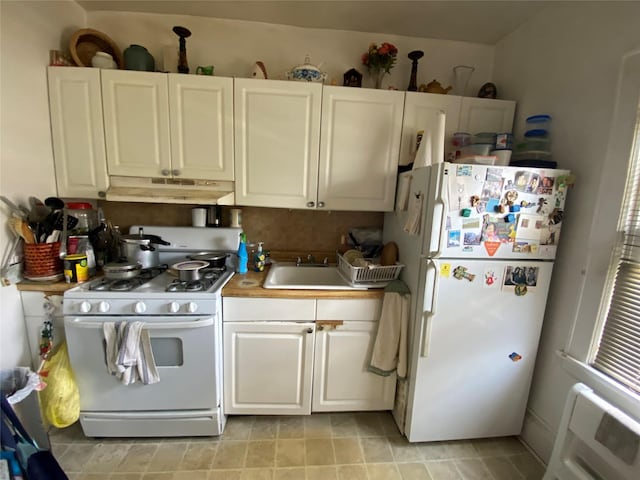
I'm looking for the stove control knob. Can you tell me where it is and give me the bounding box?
[134,301,147,314]
[168,302,180,313]
[98,301,110,313]
[80,301,92,313]
[187,302,198,313]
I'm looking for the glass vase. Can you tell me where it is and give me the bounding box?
[373,69,387,89]
[452,65,475,96]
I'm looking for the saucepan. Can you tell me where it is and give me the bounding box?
[187,252,228,269]
[172,260,210,281]
[103,261,142,280]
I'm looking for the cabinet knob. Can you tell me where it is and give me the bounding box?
[98,191,106,198]
[306,327,314,334]
[172,169,180,176]
[161,169,170,176]
[306,201,315,208]
[317,201,325,208]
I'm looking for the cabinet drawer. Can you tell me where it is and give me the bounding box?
[317,299,382,322]
[223,297,315,321]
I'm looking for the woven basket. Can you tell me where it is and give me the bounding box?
[69,28,124,69]
[24,242,63,278]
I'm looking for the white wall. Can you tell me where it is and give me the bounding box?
[0,0,86,370]
[87,11,495,96]
[494,3,640,461]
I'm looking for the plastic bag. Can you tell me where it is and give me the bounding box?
[38,342,79,428]
[0,367,42,404]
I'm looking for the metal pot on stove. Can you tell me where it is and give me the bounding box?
[103,261,142,280]
[171,260,210,281]
[187,252,228,269]
[120,229,170,269]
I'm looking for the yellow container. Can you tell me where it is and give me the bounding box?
[64,254,89,283]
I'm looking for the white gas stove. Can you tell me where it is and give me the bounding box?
[63,226,241,438]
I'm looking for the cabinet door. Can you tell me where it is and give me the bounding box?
[399,92,462,165]
[47,67,108,198]
[224,321,315,415]
[318,86,404,212]
[313,321,396,412]
[168,75,234,181]
[102,70,171,178]
[234,79,322,209]
[458,97,516,134]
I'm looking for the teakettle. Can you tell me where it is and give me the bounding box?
[420,79,452,95]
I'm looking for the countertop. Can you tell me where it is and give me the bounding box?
[16,278,77,295]
[17,267,384,299]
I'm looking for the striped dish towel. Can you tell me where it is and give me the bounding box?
[104,321,159,385]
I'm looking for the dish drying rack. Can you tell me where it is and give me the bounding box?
[337,253,404,288]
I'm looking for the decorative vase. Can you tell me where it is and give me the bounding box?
[452,65,475,96]
[373,69,387,89]
[123,44,155,71]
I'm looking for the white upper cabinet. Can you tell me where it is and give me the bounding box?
[400,93,516,165]
[319,86,404,212]
[47,67,108,198]
[399,91,462,166]
[234,81,403,211]
[102,70,234,181]
[234,78,322,209]
[458,97,516,135]
[168,74,234,181]
[102,70,171,178]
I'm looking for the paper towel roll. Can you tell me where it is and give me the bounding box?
[432,110,446,164]
[414,130,431,168]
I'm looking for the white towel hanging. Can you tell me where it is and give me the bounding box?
[104,321,159,385]
[403,193,423,235]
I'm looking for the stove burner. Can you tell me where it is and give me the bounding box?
[111,279,134,291]
[164,267,223,292]
[89,264,169,292]
[185,281,203,292]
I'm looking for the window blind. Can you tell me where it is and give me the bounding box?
[592,106,640,394]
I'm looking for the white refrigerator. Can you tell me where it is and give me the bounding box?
[383,161,571,442]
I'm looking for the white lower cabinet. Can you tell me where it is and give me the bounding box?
[222,297,394,415]
[313,321,396,411]
[223,321,315,415]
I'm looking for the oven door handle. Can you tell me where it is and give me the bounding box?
[66,317,215,329]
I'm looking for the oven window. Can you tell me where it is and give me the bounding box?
[100,337,184,367]
[151,338,184,366]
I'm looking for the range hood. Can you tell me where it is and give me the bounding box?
[105,176,235,205]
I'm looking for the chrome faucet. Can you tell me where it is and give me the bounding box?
[296,254,329,267]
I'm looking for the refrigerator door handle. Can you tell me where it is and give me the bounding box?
[430,194,447,258]
[421,259,439,357]
[428,165,447,258]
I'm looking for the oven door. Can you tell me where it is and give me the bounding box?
[64,315,219,411]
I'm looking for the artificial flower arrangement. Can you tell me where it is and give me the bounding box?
[361,42,399,74]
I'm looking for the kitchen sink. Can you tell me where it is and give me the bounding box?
[263,263,367,290]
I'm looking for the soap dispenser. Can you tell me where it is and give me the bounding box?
[253,242,266,272]
[237,232,248,274]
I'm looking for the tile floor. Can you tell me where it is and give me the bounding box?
[49,412,546,480]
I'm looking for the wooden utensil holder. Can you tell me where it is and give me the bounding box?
[24,242,63,278]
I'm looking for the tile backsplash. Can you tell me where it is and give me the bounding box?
[99,202,383,252]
